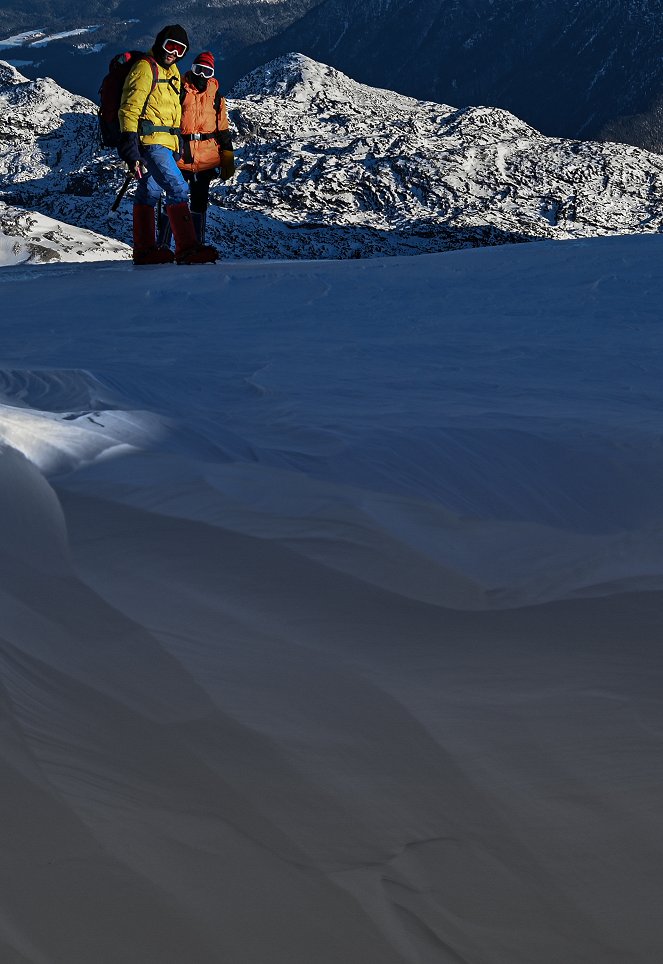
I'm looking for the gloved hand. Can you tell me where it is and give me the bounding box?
[118,131,141,166]
[218,149,235,181]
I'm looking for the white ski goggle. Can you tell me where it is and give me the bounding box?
[192,63,214,78]
[162,38,188,58]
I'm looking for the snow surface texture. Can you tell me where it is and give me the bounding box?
[1,234,663,963]
[0,205,128,264]
[2,54,663,261]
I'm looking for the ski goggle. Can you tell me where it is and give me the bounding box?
[192,63,214,78]
[162,38,188,58]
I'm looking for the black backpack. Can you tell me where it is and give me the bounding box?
[98,51,158,148]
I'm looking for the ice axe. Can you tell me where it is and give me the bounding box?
[110,162,144,212]
[110,171,133,212]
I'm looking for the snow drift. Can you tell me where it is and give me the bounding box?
[0,235,662,963]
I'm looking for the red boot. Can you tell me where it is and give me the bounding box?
[133,204,174,265]
[167,202,218,264]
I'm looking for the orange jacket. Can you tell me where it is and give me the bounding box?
[177,75,229,173]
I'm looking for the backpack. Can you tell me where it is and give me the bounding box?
[98,51,158,148]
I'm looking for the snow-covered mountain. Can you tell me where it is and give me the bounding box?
[0,203,128,264]
[0,63,128,262]
[3,1,663,143]
[224,56,663,257]
[2,53,663,262]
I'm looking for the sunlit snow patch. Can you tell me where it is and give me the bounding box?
[30,27,100,48]
[0,230,31,265]
[0,202,129,263]
[0,30,47,50]
[74,44,106,55]
[0,369,170,476]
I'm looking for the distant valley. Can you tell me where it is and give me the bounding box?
[2,1,663,146]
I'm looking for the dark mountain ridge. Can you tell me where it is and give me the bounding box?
[1,2,662,146]
[224,0,663,142]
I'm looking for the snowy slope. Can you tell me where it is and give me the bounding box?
[0,62,128,262]
[3,55,663,262]
[4,233,663,601]
[1,234,663,963]
[0,202,129,263]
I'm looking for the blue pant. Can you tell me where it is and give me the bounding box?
[134,145,189,207]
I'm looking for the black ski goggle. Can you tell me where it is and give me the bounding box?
[192,63,214,78]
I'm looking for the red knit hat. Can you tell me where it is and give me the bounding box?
[193,51,215,70]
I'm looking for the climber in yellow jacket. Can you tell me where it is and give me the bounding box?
[117,25,218,264]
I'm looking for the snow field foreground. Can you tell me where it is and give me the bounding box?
[1,235,663,963]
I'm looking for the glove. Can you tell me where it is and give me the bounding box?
[218,149,235,181]
[117,131,141,166]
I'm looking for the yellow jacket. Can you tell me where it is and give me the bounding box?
[118,51,181,152]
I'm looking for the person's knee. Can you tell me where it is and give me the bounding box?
[163,168,190,206]
[166,183,190,206]
[135,183,159,207]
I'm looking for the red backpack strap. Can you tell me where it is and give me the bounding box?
[138,55,160,118]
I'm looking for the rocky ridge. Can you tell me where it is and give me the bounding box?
[1,54,663,262]
[0,62,128,262]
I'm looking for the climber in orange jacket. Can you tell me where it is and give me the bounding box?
[174,50,235,245]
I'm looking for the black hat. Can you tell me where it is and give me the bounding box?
[154,24,189,52]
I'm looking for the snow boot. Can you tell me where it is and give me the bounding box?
[133,204,175,265]
[167,202,218,264]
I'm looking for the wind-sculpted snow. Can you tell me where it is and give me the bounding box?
[0,368,121,412]
[2,235,663,964]
[0,369,170,475]
[3,235,663,607]
[0,443,70,572]
[2,54,663,261]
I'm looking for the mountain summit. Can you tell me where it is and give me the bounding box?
[2,53,663,261]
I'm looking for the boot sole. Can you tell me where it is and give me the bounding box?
[176,257,219,265]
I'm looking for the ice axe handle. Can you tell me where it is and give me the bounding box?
[110,171,134,212]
